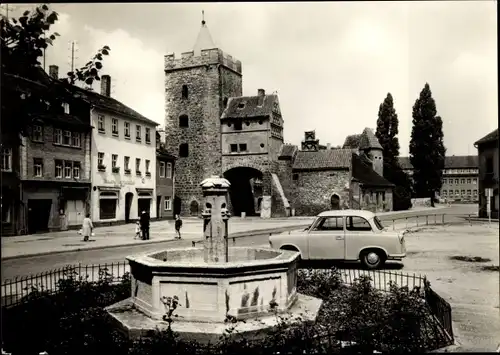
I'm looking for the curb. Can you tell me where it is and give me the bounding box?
[2,224,310,261]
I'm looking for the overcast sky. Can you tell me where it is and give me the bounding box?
[6,2,498,156]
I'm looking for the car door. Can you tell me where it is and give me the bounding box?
[344,215,374,260]
[307,216,345,260]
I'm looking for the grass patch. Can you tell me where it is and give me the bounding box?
[449,255,491,263]
[481,265,499,272]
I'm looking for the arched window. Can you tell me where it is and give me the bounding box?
[190,200,199,216]
[179,143,189,157]
[179,114,189,127]
[181,85,188,99]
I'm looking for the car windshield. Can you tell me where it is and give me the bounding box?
[373,216,385,230]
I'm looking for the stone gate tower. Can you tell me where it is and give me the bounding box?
[164,17,243,216]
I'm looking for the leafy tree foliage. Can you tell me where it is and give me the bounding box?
[410,83,446,206]
[0,4,110,137]
[375,93,412,210]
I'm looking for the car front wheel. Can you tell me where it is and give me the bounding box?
[361,250,385,269]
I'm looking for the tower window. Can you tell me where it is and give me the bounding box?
[230,144,238,153]
[234,121,242,130]
[239,144,247,152]
[223,97,228,107]
[293,174,299,181]
[179,143,189,157]
[181,85,188,99]
[237,103,245,109]
[179,114,189,127]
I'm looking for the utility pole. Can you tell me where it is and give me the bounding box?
[71,41,75,72]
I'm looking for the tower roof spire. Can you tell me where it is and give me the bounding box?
[193,10,216,53]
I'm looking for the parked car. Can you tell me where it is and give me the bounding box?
[268,209,406,269]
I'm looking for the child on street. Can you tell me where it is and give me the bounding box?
[175,215,182,239]
[135,221,141,239]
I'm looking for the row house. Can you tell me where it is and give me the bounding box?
[474,129,499,218]
[399,155,479,202]
[71,75,160,224]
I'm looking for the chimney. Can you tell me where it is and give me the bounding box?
[257,88,265,106]
[101,75,111,97]
[327,143,331,150]
[48,65,59,80]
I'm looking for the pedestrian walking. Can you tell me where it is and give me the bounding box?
[140,210,150,240]
[175,214,182,239]
[134,220,141,239]
[81,213,93,242]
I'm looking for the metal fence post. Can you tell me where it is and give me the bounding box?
[416,216,419,227]
[426,215,428,225]
[442,214,445,224]
[392,219,395,230]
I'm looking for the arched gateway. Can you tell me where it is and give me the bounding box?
[223,167,264,217]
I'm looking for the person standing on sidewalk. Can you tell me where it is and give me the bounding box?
[175,214,182,239]
[140,211,150,240]
[81,213,93,242]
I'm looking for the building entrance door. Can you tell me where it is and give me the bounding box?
[28,199,52,234]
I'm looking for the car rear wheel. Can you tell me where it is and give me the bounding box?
[361,250,385,270]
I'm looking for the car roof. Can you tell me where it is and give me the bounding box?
[317,209,376,219]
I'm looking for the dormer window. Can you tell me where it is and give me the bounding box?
[237,102,245,109]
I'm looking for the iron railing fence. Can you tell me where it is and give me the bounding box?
[1,261,129,308]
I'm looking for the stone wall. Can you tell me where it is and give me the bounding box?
[290,170,350,216]
[164,58,242,216]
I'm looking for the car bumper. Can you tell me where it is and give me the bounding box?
[387,253,406,260]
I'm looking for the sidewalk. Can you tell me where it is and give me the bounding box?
[1,206,449,260]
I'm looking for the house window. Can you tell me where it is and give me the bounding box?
[164,196,172,211]
[98,152,104,168]
[145,128,151,143]
[99,191,118,220]
[461,190,465,196]
[239,143,247,152]
[64,161,72,178]
[473,178,477,185]
[124,122,130,138]
[124,156,130,171]
[179,115,189,127]
[467,178,471,184]
[136,125,142,142]
[166,162,172,178]
[54,128,62,144]
[467,190,471,196]
[32,125,43,142]
[63,130,71,145]
[112,118,119,135]
[98,115,105,132]
[455,190,459,195]
[159,161,166,177]
[112,154,118,168]
[1,148,12,172]
[234,121,242,130]
[454,179,459,184]
[34,158,43,177]
[473,189,478,195]
[55,160,63,178]
[179,143,189,157]
[442,190,447,196]
[62,102,70,114]
[181,85,188,99]
[136,158,141,174]
[73,162,80,179]
[230,144,238,153]
[145,160,150,175]
[448,179,452,185]
[460,179,465,184]
[71,132,81,147]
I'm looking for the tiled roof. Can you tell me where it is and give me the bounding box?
[69,86,158,126]
[474,129,498,146]
[157,149,177,160]
[352,153,394,187]
[343,134,361,149]
[278,144,298,160]
[35,113,91,130]
[359,128,383,150]
[292,149,354,171]
[221,95,277,119]
[398,155,479,170]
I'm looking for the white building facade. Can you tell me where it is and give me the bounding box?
[87,76,159,223]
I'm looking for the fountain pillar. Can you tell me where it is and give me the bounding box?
[200,176,231,263]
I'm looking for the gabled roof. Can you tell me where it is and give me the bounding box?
[359,128,383,150]
[157,149,177,161]
[351,153,394,187]
[474,128,498,146]
[292,149,354,171]
[278,144,298,160]
[221,94,278,119]
[35,113,91,131]
[70,86,158,126]
[398,155,479,170]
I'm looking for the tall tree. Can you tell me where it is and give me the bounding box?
[375,93,412,210]
[1,4,110,137]
[409,83,446,207]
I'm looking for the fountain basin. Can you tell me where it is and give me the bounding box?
[106,246,322,343]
